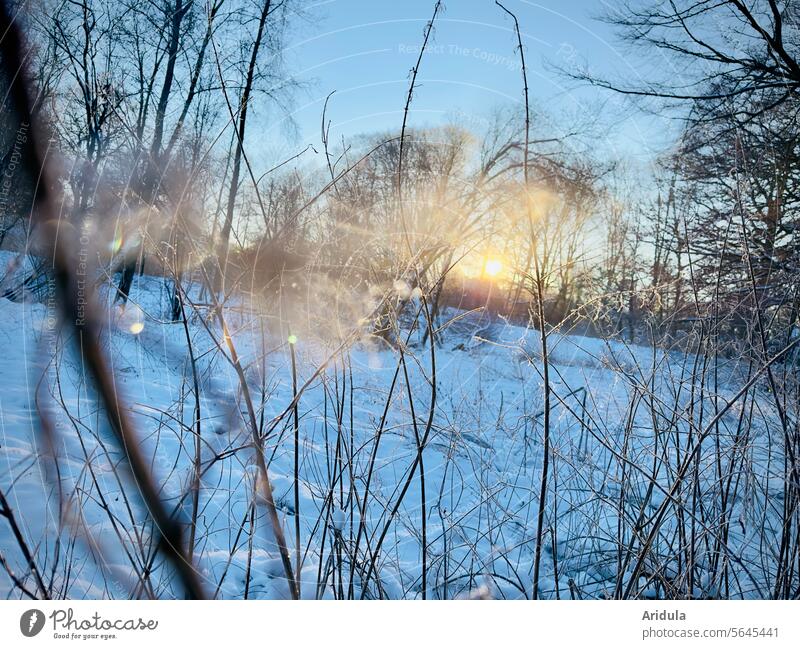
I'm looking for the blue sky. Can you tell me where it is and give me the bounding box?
[254,0,683,169]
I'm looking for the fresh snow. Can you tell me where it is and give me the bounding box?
[0,254,788,599]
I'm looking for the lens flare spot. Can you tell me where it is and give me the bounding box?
[129,321,145,335]
[393,279,412,299]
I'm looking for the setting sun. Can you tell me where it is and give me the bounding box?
[484,258,503,277]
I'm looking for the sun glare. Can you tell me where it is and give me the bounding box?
[484,258,503,278]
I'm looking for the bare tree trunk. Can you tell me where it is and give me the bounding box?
[215,0,273,293]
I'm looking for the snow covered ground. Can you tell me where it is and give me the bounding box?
[0,253,791,599]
